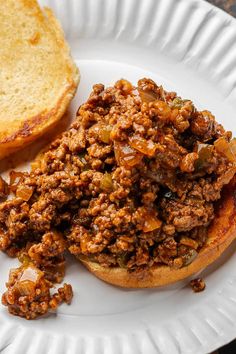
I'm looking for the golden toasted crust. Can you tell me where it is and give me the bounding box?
[79,177,236,288]
[0,0,79,159]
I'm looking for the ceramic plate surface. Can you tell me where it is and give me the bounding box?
[1,0,236,353]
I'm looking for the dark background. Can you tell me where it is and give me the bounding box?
[206,2,236,353]
[208,0,236,16]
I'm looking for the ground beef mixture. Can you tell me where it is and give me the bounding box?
[190,278,206,293]
[2,263,72,320]
[1,78,235,318]
[0,176,9,201]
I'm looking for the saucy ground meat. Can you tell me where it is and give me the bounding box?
[190,278,206,293]
[0,78,235,318]
[0,176,9,201]
[2,263,72,320]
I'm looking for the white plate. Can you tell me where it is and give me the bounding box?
[1,0,236,353]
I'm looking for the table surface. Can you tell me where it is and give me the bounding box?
[206,2,236,353]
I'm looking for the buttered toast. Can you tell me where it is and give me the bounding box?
[0,0,79,159]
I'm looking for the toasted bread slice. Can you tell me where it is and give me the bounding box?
[79,176,236,288]
[0,0,79,159]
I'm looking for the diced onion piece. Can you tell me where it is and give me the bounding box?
[143,211,162,233]
[114,141,143,167]
[195,143,213,170]
[197,143,211,153]
[99,125,112,144]
[180,237,198,250]
[138,87,158,103]
[9,171,24,184]
[16,185,34,201]
[217,166,236,185]
[100,173,113,192]
[9,171,25,192]
[214,137,236,162]
[20,266,43,283]
[129,135,157,157]
[17,280,36,296]
[17,266,44,295]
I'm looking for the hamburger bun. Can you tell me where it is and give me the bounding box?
[78,176,236,288]
[0,0,79,159]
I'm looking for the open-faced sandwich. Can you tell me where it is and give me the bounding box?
[1,78,236,321]
[66,78,236,287]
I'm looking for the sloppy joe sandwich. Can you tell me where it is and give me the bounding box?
[0,0,79,159]
[1,78,236,320]
[68,79,236,287]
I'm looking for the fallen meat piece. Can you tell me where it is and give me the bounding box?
[1,264,73,320]
[190,278,206,293]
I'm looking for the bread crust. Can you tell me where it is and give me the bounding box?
[78,176,236,288]
[0,0,79,159]
[0,82,78,156]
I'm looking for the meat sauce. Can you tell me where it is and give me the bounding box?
[1,78,235,318]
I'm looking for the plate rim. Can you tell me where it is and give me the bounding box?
[1,0,236,353]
